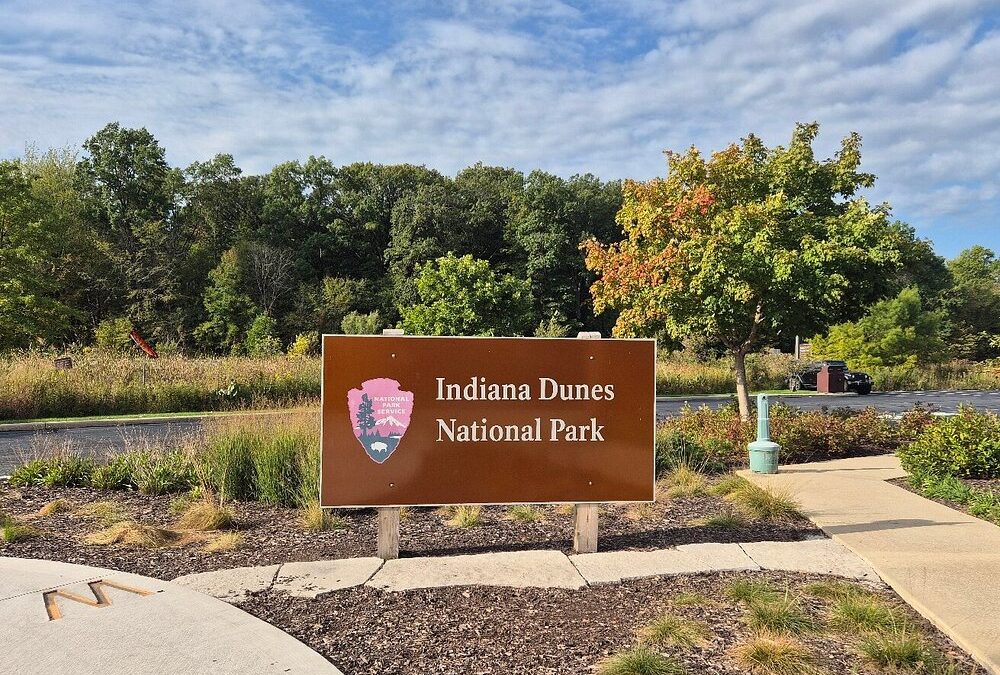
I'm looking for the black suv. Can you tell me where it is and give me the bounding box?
[788,360,873,395]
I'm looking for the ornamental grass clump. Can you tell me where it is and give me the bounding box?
[597,646,685,675]
[175,499,234,531]
[725,580,782,605]
[76,500,128,525]
[446,505,483,529]
[300,501,346,532]
[828,595,904,633]
[857,628,941,671]
[661,465,708,499]
[204,532,245,552]
[84,521,179,548]
[37,498,72,517]
[745,595,816,634]
[637,613,709,648]
[506,504,545,523]
[729,631,818,675]
[725,483,802,521]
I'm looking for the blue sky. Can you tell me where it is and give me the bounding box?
[1,0,998,257]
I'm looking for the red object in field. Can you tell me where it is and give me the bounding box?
[129,329,159,359]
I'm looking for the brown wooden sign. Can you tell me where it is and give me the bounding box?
[320,335,655,507]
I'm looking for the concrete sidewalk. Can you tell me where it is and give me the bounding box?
[742,455,1000,675]
[0,557,339,675]
[173,538,879,599]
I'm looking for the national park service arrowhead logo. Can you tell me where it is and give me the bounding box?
[348,378,413,464]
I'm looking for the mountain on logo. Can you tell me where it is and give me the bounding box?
[376,415,406,430]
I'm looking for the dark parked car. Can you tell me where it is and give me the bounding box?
[788,360,873,395]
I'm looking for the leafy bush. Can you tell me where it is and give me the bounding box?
[658,403,918,468]
[8,455,94,487]
[341,310,382,335]
[8,459,51,487]
[94,317,134,351]
[899,407,1000,479]
[245,314,283,357]
[287,332,319,358]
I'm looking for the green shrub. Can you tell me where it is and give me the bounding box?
[341,310,382,335]
[9,455,93,487]
[90,454,135,490]
[133,450,196,495]
[899,406,1000,479]
[94,317,134,351]
[287,332,319,358]
[659,403,926,468]
[245,314,283,357]
[8,458,51,487]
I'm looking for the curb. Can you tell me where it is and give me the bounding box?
[655,391,860,402]
[0,409,309,434]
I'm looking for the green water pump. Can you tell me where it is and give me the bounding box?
[748,393,780,474]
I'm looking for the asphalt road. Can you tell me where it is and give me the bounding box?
[655,389,1000,416]
[2,390,999,475]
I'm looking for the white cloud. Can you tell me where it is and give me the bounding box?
[0,0,997,254]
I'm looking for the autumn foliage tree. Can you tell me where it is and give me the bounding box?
[584,124,909,419]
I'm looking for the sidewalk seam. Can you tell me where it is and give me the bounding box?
[0,575,104,603]
[563,552,592,588]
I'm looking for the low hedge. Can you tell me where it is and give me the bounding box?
[657,404,937,472]
[898,407,1000,479]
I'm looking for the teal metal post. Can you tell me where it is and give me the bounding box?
[748,394,780,474]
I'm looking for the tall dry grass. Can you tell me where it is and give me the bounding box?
[656,352,793,396]
[0,352,320,420]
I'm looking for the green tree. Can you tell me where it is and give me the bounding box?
[401,253,533,336]
[509,171,622,331]
[585,123,907,418]
[195,246,258,352]
[0,160,78,348]
[244,313,282,356]
[811,287,947,368]
[941,246,1000,359]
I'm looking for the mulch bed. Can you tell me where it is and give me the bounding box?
[0,482,817,580]
[236,570,981,675]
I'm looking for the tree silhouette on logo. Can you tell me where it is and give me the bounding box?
[356,392,376,437]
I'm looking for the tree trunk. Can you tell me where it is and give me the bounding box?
[733,348,751,421]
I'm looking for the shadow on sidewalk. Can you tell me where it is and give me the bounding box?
[825,519,966,534]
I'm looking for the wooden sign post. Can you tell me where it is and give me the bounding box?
[320,332,655,561]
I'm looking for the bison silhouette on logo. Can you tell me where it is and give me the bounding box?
[347,378,413,464]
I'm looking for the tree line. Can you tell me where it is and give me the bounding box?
[0,122,622,353]
[1,121,997,378]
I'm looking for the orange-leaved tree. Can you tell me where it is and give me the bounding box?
[584,123,908,419]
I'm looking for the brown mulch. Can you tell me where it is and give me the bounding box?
[236,570,982,675]
[0,482,817,580]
